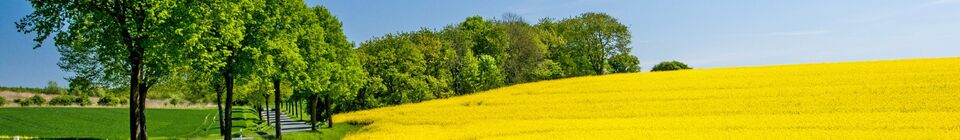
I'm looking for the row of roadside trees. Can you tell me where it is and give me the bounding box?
[17,0,644,139]
[17,0,360,139]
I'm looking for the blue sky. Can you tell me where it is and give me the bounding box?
[2,0,959,87]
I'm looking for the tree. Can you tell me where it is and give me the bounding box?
[452,50,480,95]
[294,5,366,129]
[45,81,65,94]
[244,0,312,138]
[458,16,509,66]
[294,8,334,130]
[408,29,455,99]
[478,55,504,90]
[18,0,182,139]
[176,0,259,137]
[440,26,481,95]
[651,61,692,72]
[67,76,101,96]
[358,34,430,104]
[315,14,367,129]
[555,12,632,76]
[498,13,548,84]
[608,53,640,73]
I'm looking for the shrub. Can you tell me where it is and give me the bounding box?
[18,95,46,106]
[0,96,6,106]
[651,61,692,72]
[98,96,117,106]
[117,97,129,105]
[49,95,77,106]
[13,99,30,106]
[30,95,46,105]
[168,98,184,106]
[75,96,92,106]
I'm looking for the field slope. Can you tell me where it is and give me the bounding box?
[335,58,960,139]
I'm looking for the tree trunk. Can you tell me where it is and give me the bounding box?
[214,83,226,137]
[128,63,141,140]
[223,70,235,140]
[128,56,147,140]
[263,93,269,122]
[273,79,282,139]
[136,83,149,139]
[309,94,318,130]
[126,45,147,140]
[296,100,300,119]
[325,94,333,128]
[295,100,299,119]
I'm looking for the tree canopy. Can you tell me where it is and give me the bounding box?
[651,61,692,72]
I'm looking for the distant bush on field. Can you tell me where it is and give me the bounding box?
[168,98,184,106]
[49,95,77,106]
[651,61,692,72]
[0,96,6,106]
[97,96,127,106]
[16,95,46,106]
[76,96,92,106]
[49,95,95,106]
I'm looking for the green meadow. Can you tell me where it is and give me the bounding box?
[0,107,218,139]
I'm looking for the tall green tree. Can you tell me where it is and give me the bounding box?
[294,5,366,129]
[246,0,311,138]
[534,18,573,79]
[308,6,370,116]
[408,29,455,99]
[17,0,182,139]
[440,26,481,95]
[177,0,261,137]
[497,13,548,84]
[556,12,632,76]
[359,33,443,104]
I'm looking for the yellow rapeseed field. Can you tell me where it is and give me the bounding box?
[334,57,960,139]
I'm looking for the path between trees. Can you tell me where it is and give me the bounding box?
[262,109,313,133]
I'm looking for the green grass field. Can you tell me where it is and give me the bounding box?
[0,106,360,139]
[0,107,218,139]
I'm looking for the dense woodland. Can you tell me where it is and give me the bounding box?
[16,0,638,139]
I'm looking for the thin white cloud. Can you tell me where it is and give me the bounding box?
[733,30,832,37]
[925,0,957,6]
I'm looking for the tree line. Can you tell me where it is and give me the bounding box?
[17,0,639,139]
[347,13,639,111]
